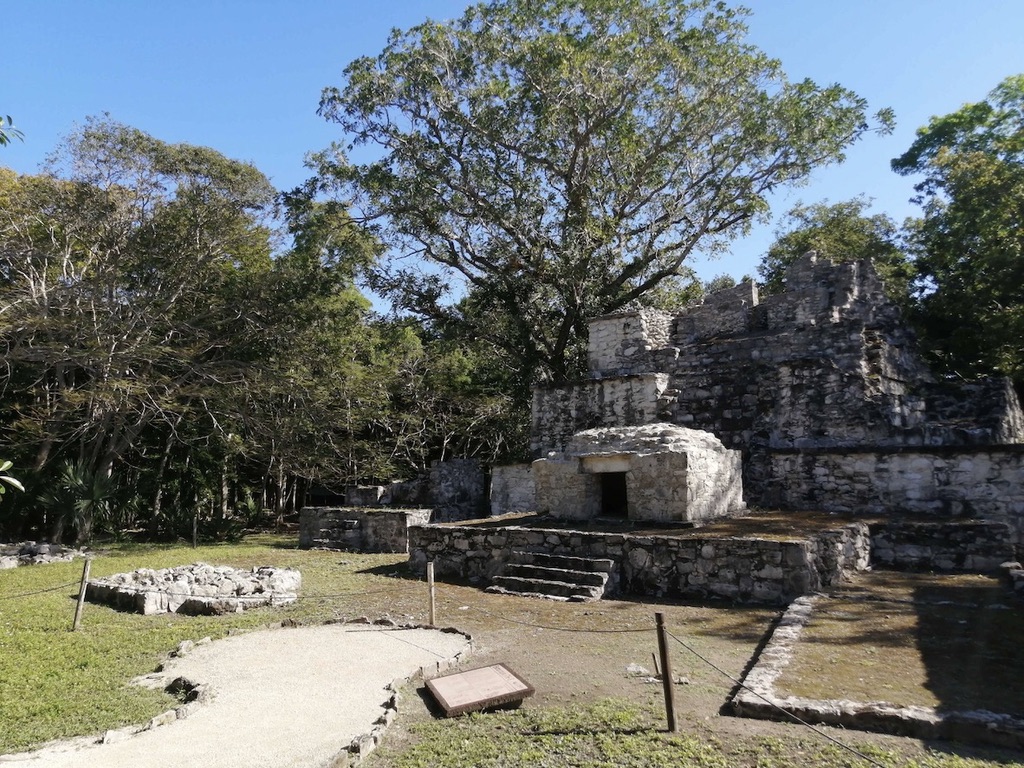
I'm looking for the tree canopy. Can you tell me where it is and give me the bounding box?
[0,118,386,541]
[317,0,893,385]
[893,74,1024,387]
[757,197,912,304]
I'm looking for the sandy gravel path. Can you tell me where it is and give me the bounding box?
[3,624,470,768]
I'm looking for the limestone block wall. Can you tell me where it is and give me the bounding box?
[869,520,1012,571]
[429,459,486,522]
[533,425,745,523]
[408,521,870,605]
[532,456,601,520]
[675,281,759,345]
[489,464,536,516]
[299,507,432,553]
[765,447,1024,544]
[587,309,673,376]
[531,373,668,455]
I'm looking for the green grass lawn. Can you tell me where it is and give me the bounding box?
[0,535,415,754]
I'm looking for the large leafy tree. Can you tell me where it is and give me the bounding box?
[317,0,892,386]
[0,118,383,541]
[893,75,1024,387]
[757,197,912,304]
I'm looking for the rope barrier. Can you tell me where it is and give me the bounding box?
[0,581,79,600]
[459,599,656,633]
[664,628,888,768]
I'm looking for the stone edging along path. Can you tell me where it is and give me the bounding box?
[0,618,473,768]
[731,595,1024,750]
[152,618,475,768]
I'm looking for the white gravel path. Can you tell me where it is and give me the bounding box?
[2,624,471,768]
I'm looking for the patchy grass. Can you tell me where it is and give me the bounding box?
[774,572,1024,715]
[0,536,418,753]
[372,698,1022,768]
[3,539,1024,768]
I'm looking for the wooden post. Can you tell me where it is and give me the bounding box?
[655,612,677,732]
[72,557,92,632]
[427,561,436,627]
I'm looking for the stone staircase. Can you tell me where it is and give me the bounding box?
[487,550,615,602]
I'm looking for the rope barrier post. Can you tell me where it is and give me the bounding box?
[427,560,436,627]
[72,557,92,632]
[655,612,677,732]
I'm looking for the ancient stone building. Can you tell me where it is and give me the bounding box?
[530,253,1024,540]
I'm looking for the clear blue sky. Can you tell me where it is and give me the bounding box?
[4,0,1023,283]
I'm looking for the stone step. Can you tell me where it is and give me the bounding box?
[487,575,605,602]
[509,550,615,573]
[503,563,608,587]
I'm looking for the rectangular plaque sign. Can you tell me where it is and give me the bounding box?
[426,663,535,717]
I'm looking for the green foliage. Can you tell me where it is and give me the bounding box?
[0,114,23,146]
[317,0,891,385]
[0,118,388,541]
[395,700,731,768]
[893,75,1024,386]
[0,459,24,502]
[639,271,739,311]
[757,197,912,305]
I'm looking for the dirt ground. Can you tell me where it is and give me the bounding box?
[349,564,1024,767]
[777,571,1024,715]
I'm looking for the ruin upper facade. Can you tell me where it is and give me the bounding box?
[531,253,1024,534]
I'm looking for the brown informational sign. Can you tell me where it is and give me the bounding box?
[426,663,535,717]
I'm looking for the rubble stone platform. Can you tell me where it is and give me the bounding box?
[86,562,301,615]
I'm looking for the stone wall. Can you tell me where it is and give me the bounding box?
[429,459,487,522]
[408,521,869,605]
[869,520,1013,571]
[489,464,536,516]
[764,446,1024,544]
[299,507,432,553]
[532,424,744,524]
[531,255,1024,539]
[587,309,673,377]
[531,373,668,456]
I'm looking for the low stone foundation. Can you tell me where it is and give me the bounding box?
[299,507,432,553]
[86,563,301,615]
[1,541,81,569]
[409,521,870,605]
[764,447,1024,545]
[869,520,1012,572]
[732,595,1024,749]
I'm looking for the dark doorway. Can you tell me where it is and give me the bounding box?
[600,472,628,518]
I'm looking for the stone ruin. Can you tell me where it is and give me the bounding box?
[533,423,744,524]
[86,562,301,615]
[0,541,81,569]
[530,253,1024,541]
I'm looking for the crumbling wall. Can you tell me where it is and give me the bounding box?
[489,464,536,516]
[429,459,487,522]
[531,373,668,455]
[299,507,432,553]
[765,446,1024,544]
[869,520,1012,571]
[532,254,1024,536]
[533,424,745,523]
[587,309,673,377]
[408,521,870,605]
